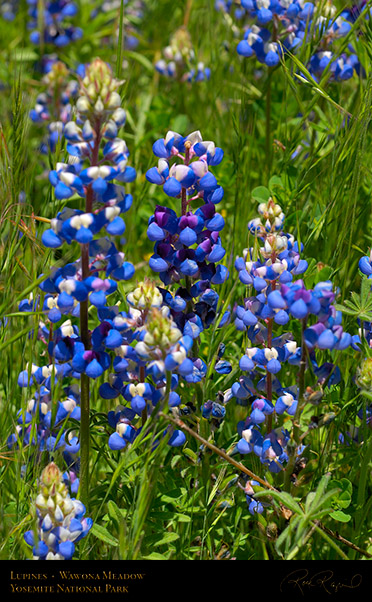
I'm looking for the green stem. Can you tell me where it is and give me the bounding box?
[37,0,45,62]
[116,0,125,79]
[352,430,372,556]
[78,126,101,511]
[78,245,90,510]
[163,370,172,412]
[160,411,277,491]
[312,523,349,561]
[159,413,367,559]
[265,261,276,432]
[79,372,90,509]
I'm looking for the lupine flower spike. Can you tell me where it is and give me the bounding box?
[231,193,357,508]
[218,0,361,80]
[146,130,230,383]
[155,27,211,83]
[24,462,92,560]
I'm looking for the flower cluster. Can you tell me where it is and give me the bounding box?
[145,130,229,383]
[24,463,92,560]
[1,1,18,20]
[29,61,79,154]
[96,280,195,451]
[234,198,357,350]
[221,0,361,81]
[13,58,136,501]
[43,59,135,202]
[356,356,372,392]
[146,131,225,267]
[8,316,81,490]
[155,27,211,83]
[10,376,81,455]
[41,58,136,283]
[27,0,83,48]
[231,194,357,481]
[90,0,145,51]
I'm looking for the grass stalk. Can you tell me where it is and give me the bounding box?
[116,0,125,80]
[265,70,272,182]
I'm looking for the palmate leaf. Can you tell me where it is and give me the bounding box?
[335,276,372,320]
[361,276,372,304]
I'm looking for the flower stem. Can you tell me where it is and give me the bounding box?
[159,414,372,559]
[79,240,91,510]
[266,316,273,432]
[78,128,101,510]
[159,411,277,491]
[265,272,276,432]
[181,143,191,216]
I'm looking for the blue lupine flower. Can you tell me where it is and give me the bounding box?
[230,191,357,486]
[24,463,92,560]
[27,1,83,50]
[29,62,79,155]
[145,130,229,387]
[275,392,298,415]
[146,131,223,199]
[359,252,372,277]
[13,59,140,476]
[155,27,211,83]
[90,0,145,51]
[1,1,19,20]
[168,429,186,447]
[230,0,360,81]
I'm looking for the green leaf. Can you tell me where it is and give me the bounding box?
[182,448,197,463]
[170,454,181,469]
[329,510,352,523]
[153,532,180,547]
[91,524,119,547]
[124,50,155,73]
[309,488,341,516]
[275,514,302,556]
[361,276,372,304]
[160,488,184,504]
[255,490,303,515]
[269,175,283,189]
[329,479,352,509]
[334,305,356,317]
[0,325,36,352]
[12,49,39,62]
[175,513,191,523]
[251,186,271,202]
[107,500,126,523]
[305,492,316,513]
